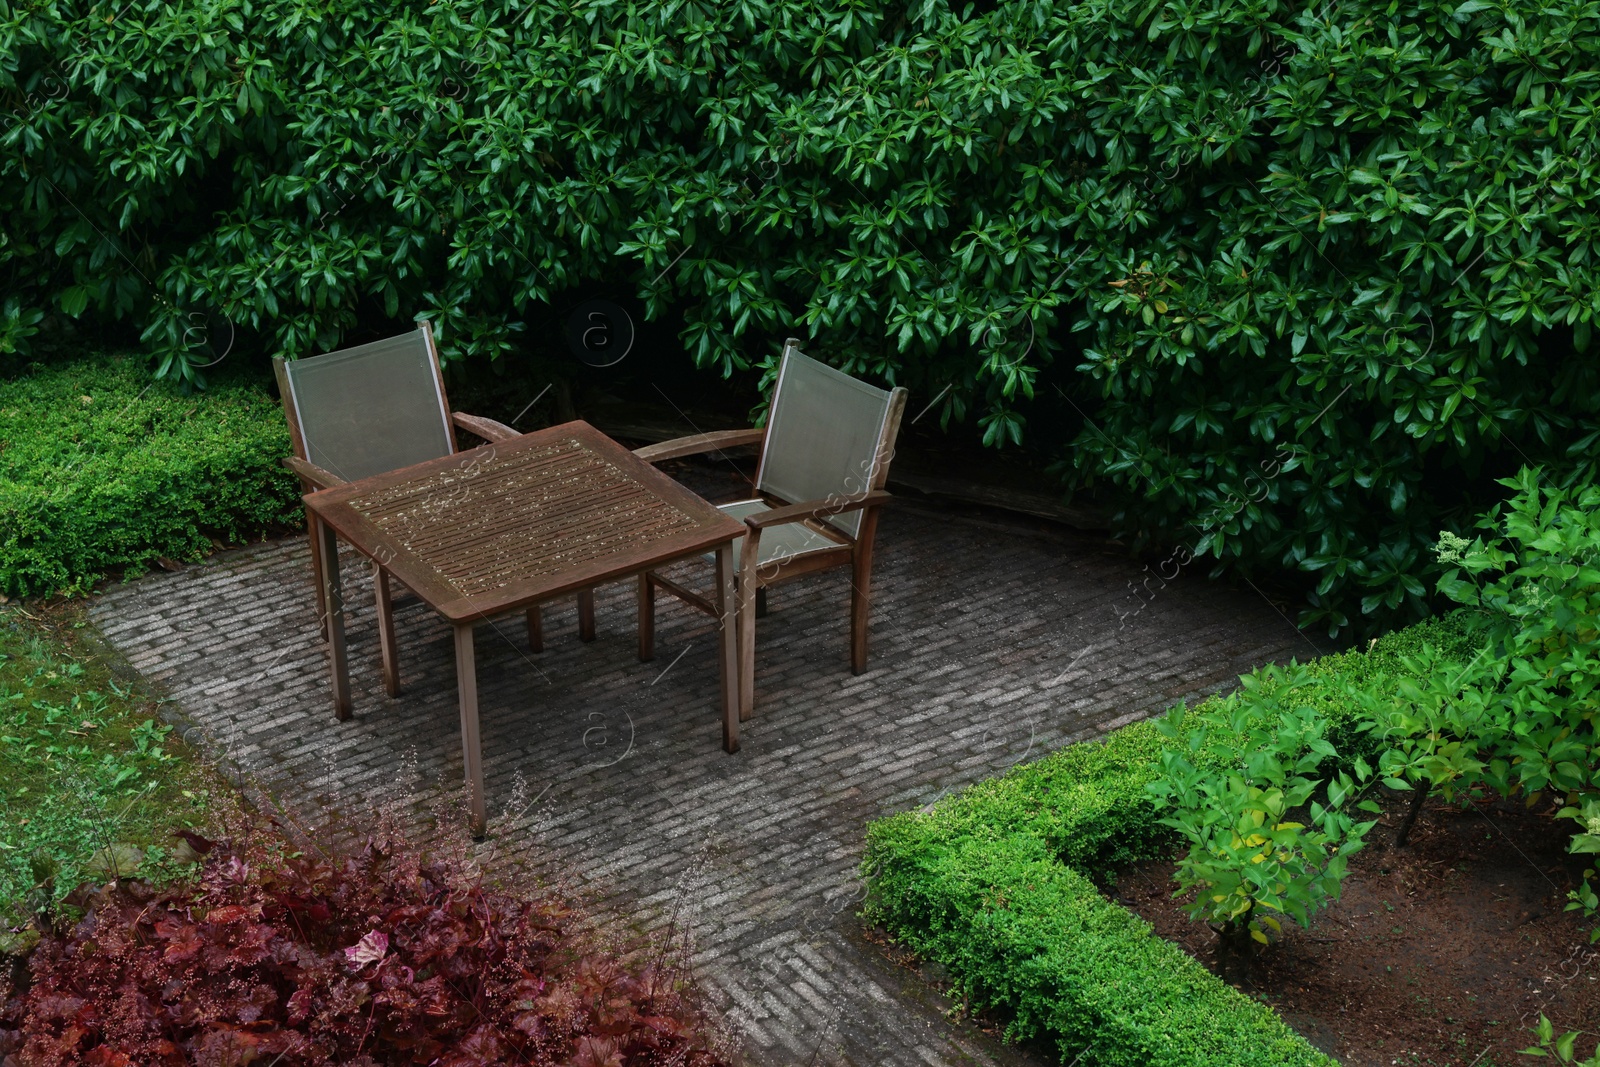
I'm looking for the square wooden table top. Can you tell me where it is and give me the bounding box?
[303,420,747,622]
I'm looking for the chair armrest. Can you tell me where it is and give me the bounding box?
[451,411,522,443]
[634,428,765,464]
[283,456,345,490]
[744,490,892,531]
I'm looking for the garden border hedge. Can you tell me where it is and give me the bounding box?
[0,352,300,598]
[861,614,1477,1066]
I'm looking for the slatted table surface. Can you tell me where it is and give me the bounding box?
[312,422,744,621]
[346,435,702,601]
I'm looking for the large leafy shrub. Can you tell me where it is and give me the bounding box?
[0,352,299,597]
[3,0,1598,635]
[0,831,729,1066]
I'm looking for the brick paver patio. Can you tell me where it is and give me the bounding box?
[88,460,1317,1066]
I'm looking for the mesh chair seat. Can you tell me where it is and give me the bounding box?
[708,499,844,572]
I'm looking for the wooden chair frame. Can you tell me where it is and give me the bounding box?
[274,321,595,694]
[633,338,908,719]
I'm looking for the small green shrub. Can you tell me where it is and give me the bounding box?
[1146,697,1378,974]
[884,612,1476,882]
[0,352,299,597]
[1522,1014,1600,1066]
[1346,638,1504,845]
[1432,469,1600,804]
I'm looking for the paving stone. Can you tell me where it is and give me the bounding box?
[88,465,1309,1067]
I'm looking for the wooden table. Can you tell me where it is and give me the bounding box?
[302,420,747,835]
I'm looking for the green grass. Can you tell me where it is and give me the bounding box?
[0,603,232,929]
[0,349,300,598]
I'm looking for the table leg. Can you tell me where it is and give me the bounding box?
[637,574,655,663]
[716,542,739,753]
[527,607,543,653]
[453,622,487,837]
[577,589,596,642]
[316,514,351,721]
[375,567,401,697]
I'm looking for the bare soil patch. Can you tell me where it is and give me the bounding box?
[1115,790,1600,1067]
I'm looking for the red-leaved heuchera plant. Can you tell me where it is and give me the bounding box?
[0,831,728,1066]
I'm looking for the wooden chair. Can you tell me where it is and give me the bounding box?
[634,338,907,719]
[273,322,596,694]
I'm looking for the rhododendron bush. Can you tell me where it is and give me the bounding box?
[0,831,728,1066]
[6,0,1600,637]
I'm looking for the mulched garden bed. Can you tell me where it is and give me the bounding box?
[1115,789,1600,1067]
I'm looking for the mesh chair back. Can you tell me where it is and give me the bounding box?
[755,342,897,539]
[277,327,455,483]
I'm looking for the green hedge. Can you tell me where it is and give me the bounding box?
[862,612,1477,1065]
[3,0,1598,637]
[0,353,299,597]
[866,827,1336,1067]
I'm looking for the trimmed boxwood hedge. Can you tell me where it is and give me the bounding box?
[862,612,1477,1065]
[866,826,1336,1067]
[0,353,299,597]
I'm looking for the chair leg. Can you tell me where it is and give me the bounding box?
[527,606,543,653]
[314,514,351,721]
[637,574,655,662]
[850,509,883,675]
[577,589,596,642]
[375,567,401,697]
[755,587,768,618]
[715,544,739,753]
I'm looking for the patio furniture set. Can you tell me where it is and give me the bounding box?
[275,324,907,834]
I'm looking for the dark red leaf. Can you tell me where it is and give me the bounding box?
[0,832,728,1067]
[186,1024,260,1067]
[284,989,313,1027]
[571,1034,625,1067]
